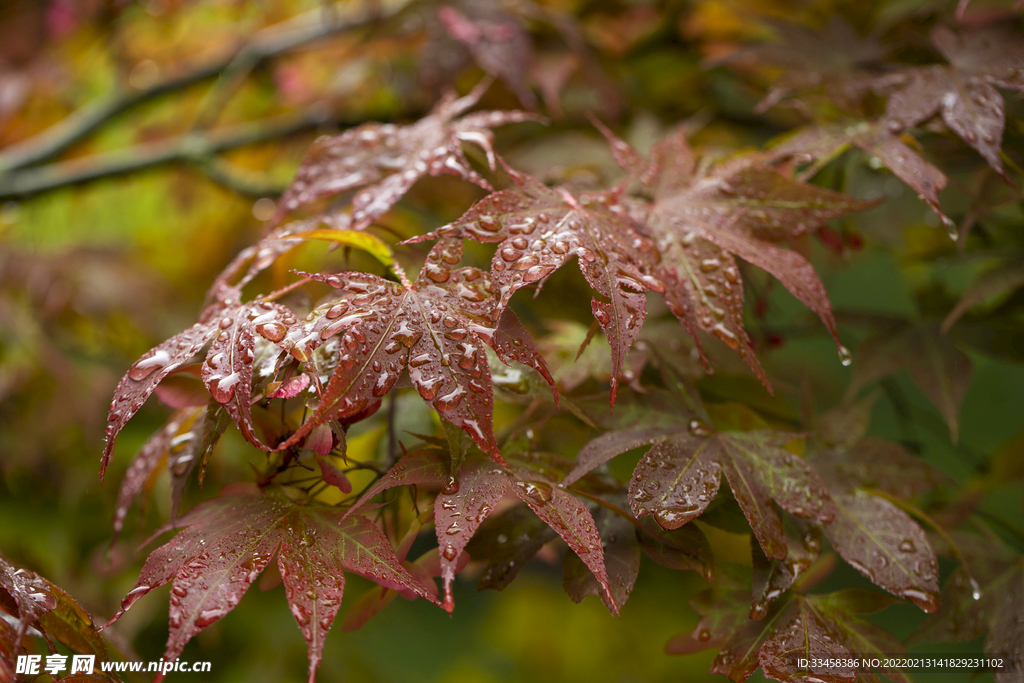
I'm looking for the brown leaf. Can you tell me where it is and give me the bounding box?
[822,490,939,612]
[879,26,1024,177]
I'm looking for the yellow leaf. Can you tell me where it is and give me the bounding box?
[281,229,394,269]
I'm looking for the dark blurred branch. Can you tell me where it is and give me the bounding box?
[0,3,388,174]
[0,111,335,200]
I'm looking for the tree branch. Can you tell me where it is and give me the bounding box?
[0,3,389,174]
[0,111,355,200]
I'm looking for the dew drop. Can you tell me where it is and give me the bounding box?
[515,480,552,504]
[325,303,349,320]
[442,545,458,561]
[688,419,712,437]
[838,345,852,367]
[128,350,171,381]
[442,477,460,495]
[257,322,287,342]
[940,214,959,241]
[391,321,422,347]
[409,353,431,367]
[511,255,540,271]
[210,372,241,403]
[968,575,982,601]
[416,375,443,400]
[500,247,522,262]
[435,387,464,412]
[372,372,393,397]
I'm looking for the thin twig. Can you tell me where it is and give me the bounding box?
[386,393,399,470]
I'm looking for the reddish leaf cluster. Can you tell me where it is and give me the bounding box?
[97,14,1024,673]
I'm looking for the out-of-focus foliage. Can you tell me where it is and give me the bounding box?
[2,1,1024,682]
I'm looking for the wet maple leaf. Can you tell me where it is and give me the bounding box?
[344,446,617,612]
[108,492,437,683]
[565,414,834,561]
[877,25,1024,178]
[273,81,539,229]
[768,120,951,228]
[433,452,511,611]
[636,516,715,580]
[102,297,299,477]
[466,503,556,590]
[0,555,56,651]
[606,125,877,388]
[103,216,394,477]
[811,440,943,612]
[276,238,555,462]
[750,517,821,619]
[562,506,639,612]
[821,489,939,612]
[0,556,111,671]
[112,406,205,537]
[408,165,663,402]
[511,479,618,612]
[673,581,910,683]
[438,5,536,109]
[102,311,224,479]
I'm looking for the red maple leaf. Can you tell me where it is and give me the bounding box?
[878,25,1024,178]
[107,491,437,683]
[273,81,539,229]
[603,125,876,388]
[407,165,662,403]
[275,239,555,461]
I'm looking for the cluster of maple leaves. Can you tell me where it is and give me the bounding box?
[4,8,1023,683]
